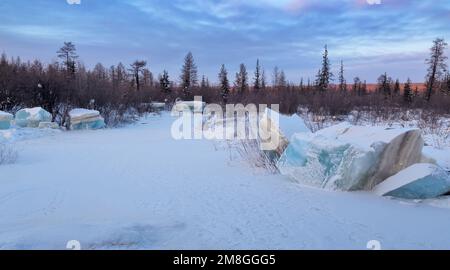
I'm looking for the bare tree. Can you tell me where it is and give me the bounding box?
[425,38,448,101]
[129,60,147,91]
[57,42,78,76]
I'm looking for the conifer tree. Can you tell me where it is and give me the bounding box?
[218,64,230,103]
[403,78,413,103]
[159,70,171,94]
[180,52,198,98]
[317,45,333,91]
[253,59,262,92]
[235,63,249,94]
[338,60,347,92]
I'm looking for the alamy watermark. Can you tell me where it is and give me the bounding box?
[170,97,282,151]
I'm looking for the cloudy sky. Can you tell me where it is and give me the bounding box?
[0,0,449,83]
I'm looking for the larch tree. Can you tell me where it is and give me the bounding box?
[129,60,147,91]
[57,42,78,76]
[425,38,448,101]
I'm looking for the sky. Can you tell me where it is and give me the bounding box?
[0,0,449,84]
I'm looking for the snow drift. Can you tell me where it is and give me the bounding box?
[15,107,52,128]
[277,123,425,191]
[69,109,105,130]
[38,122,59,129]
[0,111,13,130]
[373,163,450,199]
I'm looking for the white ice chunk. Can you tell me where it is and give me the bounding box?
[373,163,450,199]
[0,111,13,130]
[277,122,424,191]
[15,107,52,128]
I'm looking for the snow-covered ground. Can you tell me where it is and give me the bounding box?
[1,113,450,250]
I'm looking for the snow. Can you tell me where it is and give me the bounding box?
[69,108,100,120]
[38,122,60,129]
[373,163,450,199]
[2,113,450,249]
[423,146,450,171]
[15,107,52,128]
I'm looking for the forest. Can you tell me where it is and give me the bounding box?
[1,38,449,127]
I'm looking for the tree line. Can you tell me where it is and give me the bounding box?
[0,38,449,126]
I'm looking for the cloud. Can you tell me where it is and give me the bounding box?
[0,0,448,82]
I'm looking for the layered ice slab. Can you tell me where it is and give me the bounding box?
[173,100,206,112]
[373,163,450,199]
[259,108,310,157]
[69,109,105,130]
[0,111,13,130]
[15,107,52,128]
[277,123,424,191]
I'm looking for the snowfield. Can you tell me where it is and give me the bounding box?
[1,113,450,250]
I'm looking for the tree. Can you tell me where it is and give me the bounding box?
[353,77,361,96]
[159,70,171,94]
[253,59,262,92]
[338,60,347,92]
[403,78,413,103]
[394,79,401,95]
[218,64,230,103]
[317,45,333,91]
[235,63,249,94]
[261,69,266,90]
[361,80,367,96]
[377,72,392,99]
[57,42,78,76]
[446,73,450,94]
[425,38,448,101]
[273,66,280,87]
[180,52,198,98]
[142,68,153,88]
[129,60,147,91]
[278,70,287,88]
[200,75,207,89]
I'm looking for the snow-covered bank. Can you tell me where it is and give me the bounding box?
[1,113,450,249]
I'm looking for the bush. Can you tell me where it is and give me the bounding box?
[0,143,18,165]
